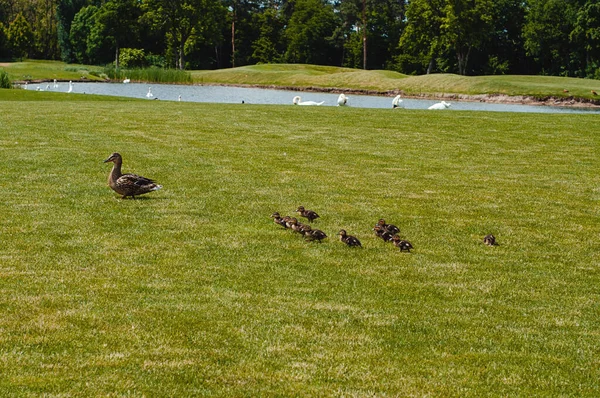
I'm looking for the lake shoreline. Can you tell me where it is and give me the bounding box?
[13,78,600,108]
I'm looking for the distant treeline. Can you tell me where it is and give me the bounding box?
[0,0,599,78]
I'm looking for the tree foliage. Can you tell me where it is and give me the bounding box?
[0,0,599,78]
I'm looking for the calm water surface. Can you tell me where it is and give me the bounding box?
[26,82,600,114]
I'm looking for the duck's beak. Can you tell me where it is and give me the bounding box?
[103,156,112,163]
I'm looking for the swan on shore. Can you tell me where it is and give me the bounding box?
[123,78,130,84]
[337,94,348,106]
[428,101,451,110]
[293,96,324,106]
[67,81,73,93]
[392,95,403,108]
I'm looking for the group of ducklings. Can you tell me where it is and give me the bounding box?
[372,219,414,252]
[271,207,328,243]
[271,209,498,251]
[270,207,416,252]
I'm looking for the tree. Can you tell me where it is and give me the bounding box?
[523,0,584,76]
[284,0,339,65]
[440,0,495,75]
[94,0,142,69]
[251,7,285,63]
[398,0,446,74]
[56,0,89,62]
[570,0,600,77]
[144,0,226,69]
[7,12,33,60]
[69,5,98,64]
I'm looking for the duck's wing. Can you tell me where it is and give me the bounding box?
[117,173,156,187]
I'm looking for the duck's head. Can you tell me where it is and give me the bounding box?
[103,153,122,163]
[271,212,281,218]
[296,206,305,212]
[377,219,386,226]
[338,230,347,237]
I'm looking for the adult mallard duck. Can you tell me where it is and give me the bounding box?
[296,206,320,222]
[103,153,162,199]
[392,235,413,252]
[377,219,399,235]
[483,234,497,246]
[338,230,361,247]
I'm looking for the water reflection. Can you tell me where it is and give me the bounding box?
[24,81,600,114]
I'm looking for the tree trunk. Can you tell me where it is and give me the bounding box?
[179,44,185,70]
[362,0,367,69]
[231,5,236,68]
[427,58,434,74]
[115,45,120,70]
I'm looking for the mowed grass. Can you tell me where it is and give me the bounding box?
[1,90,599,396]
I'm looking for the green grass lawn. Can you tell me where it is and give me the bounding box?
[1,89,599,396]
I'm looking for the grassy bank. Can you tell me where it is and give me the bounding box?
[3,61,600,102]
[0,89,599,396]
[191,64,600,101]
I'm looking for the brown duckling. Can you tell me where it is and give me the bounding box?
[483,234,497,246]
[104,153,162,199]
[338,230,361,247]
[377,219,400,235]
[373,225,395,242]
[271,212,287,228]
[392,235,413,252]
[302,225,327,242]
[288,218,306,234]
[296,206,320,222]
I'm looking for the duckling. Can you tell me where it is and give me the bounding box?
[271,212,287,228]
[392,235,413,252]
[296,206,320,222]
[302,225,327,243]
[377,219,400,235]
[373,225,395,242]
[103,153,162,199]
[288,218,306,234]
[338,230,361,247]
[592,90,598,96]
[483,234,497,246]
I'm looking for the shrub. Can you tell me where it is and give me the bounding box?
[0,69,11,88]
[119,48,146,68]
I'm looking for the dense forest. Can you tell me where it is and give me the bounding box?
[0,0,599,78]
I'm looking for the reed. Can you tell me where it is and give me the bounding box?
[104,66,192,84]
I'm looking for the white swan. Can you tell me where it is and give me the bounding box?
[146,87,153,98]
[67,81,73,93]
[392,95,403,108]
[293,96,324,106]
[428,101,451,110]
[337,93,348,106]
[123,78,130,84]
[53,79,58,88]
[178,95,182,102]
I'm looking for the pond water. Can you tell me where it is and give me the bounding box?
[24,81,600,114]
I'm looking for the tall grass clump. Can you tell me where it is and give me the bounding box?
[104,66,192,83]
[0,69,11,88]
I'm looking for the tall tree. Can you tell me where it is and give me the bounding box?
[523,0,584,76]
[56,0,90,62]
[398,0,445,74]
[284,0,339,65]
[94,0,141,68]
[440,0,495,75]
[144,0,226,69]
[570,0,600,77]
[7,12,33,60]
